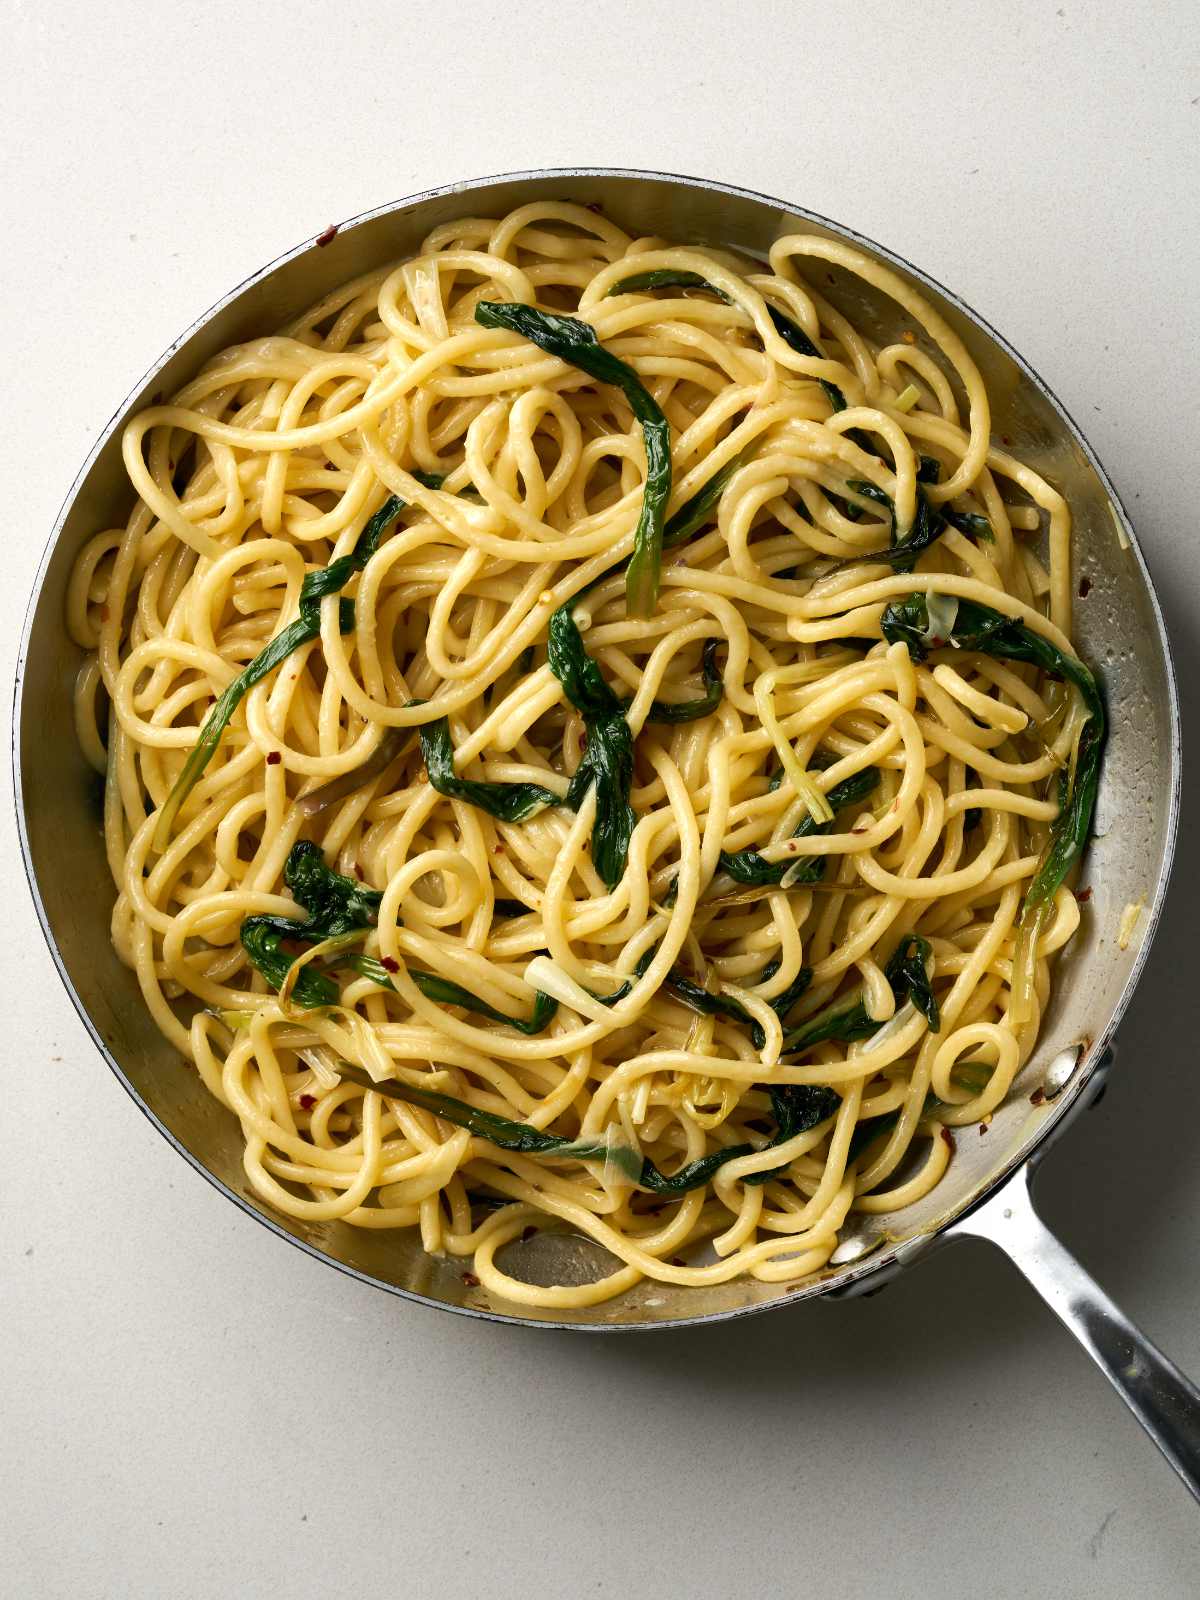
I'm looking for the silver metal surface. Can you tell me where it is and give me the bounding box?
[13,172,1183,1357]
[949,1156,1200,1503]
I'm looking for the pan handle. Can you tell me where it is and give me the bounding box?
[953,1164,1200,1497]
[946,1162,1200,1503]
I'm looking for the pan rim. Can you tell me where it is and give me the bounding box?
[12,164,1182,1331]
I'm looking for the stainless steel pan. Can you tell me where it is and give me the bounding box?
[15,169,1197,1494]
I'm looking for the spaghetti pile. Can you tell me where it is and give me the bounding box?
[68,200,1101,1308]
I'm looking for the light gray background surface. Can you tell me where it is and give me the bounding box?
[3,2,1198,1595]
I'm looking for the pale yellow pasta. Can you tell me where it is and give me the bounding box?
[68,201,1087,1307]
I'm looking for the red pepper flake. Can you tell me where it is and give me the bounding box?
[266,751,281,766]
[1001,434,1012,446]
[1078,575,1093,598]
[353,864,364,881]
[1074,886,1093,904]
[940,1126,954,1148]
[521,1225,537,1243]
[902,330,916,345]
[1030,1087,1046,1105]
[299,1093,316,1110]
[380,956,399,974]
[493,844,505,855]
[978,1122,988,1136]
[99,605,110,622]
[461,1270,481,1287]
[316,223,339,247]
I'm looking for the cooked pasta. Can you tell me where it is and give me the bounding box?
[68,200,1103,1309]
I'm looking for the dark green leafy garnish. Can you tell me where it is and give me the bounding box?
[845,1106,905,1163]
[336,1063,636,1166]
[413,602,641,888]
[284,838,385,933]
[475,302,671,617]
[659,971,759,1035]
[944,509,994,542]
[662,446,756,549]
[549,602,637,888]
[419,717,560,822]
[662,962,815,1053]
[299,727,415,817]
[297,482,428,607]
[348,957,557,1035]
[831,455,946,573]
[589,946,654,1007]
[240,841,383,1008]
[883,934,941,1029]
[644,639,724,724]
[717,767,880,887]
[596,949,811,1052]
[607,268,718,298]
[764,304,853,419]
[781,934,940,1055]
[761,964,816,1023]
[239,916,339,1009]
[492,898,530,919]
[881,594,1105,918]
[743,1085,842,1185]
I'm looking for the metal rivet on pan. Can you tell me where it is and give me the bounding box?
[829,1232,883,1266]
[1044,1043,1084,1098]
